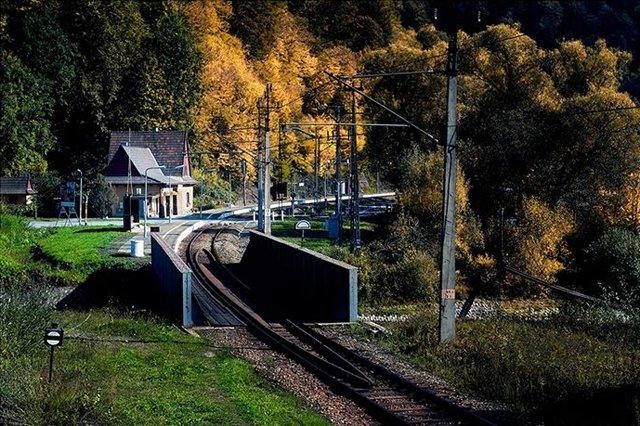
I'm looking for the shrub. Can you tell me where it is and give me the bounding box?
[387,311,640,414]
[327,214,440,305]
[583,227,640,308]
[33,171,63,217]
[87,173,116,218]
[375,248,438,303]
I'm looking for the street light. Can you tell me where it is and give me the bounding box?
[75,169,83,225]
[169,165,185,223]
[144,165,166,237]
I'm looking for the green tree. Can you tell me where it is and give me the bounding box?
[230,0,286,58]
[0,49,54,175]
[51,0,149,174]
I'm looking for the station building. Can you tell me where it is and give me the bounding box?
[104,130,197,218]
[0,176,37,206]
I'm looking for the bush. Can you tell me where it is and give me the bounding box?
[374,248,438,303]
[386,311,640,415]
[327,213,440,305]
[583,227,640,308]
[87,174,116,218]
[33,171,63,217]
[0,202,33,217]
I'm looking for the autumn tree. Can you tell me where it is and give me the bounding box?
[183,0,262,176]
[507,197,575,293]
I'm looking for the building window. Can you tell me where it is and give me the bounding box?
[186,192,191,207]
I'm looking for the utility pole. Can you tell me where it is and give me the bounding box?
[256,84,273,235]
[349,89,362,250]
[325,131,330,206]
[438,5,458,344]
[334,106,343,242]
[256,100,265,231]
[241,159,247,206]
[325,22,468,341]
[314,130,319,198]
[76,169,83,225]
[263,84,272,235]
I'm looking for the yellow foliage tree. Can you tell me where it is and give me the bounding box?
[509,197,574,286]
[183,0,263,172]
[461,24,561,111]
[549,39,631,97]
[397,149,484,263]
[596,172,640,231]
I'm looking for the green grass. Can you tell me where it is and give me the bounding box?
[0,215,140,285]
[0,214,135,286]
[36,226,131,284]
[270,217,377,253]
[1,216,329,423]
[271,218,335,252]
[52,311,327,425]
[38,227,123,266]
[0,215,38,284]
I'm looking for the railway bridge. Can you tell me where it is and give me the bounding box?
[142,194,496,425]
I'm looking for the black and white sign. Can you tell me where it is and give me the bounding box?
[44,325,64,347]
[295,220,311,230]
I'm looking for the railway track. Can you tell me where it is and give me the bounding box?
[185,225,496,425]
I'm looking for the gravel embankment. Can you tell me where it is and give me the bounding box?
[195,326,374,425]
[316,324,540,425]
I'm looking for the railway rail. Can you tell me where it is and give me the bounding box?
[185,225,496,425]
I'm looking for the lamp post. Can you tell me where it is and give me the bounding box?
[75,169,83,225]
[169,165,185,223]
[144,165,166,237]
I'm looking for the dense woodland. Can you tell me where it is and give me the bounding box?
[2,0,640,305]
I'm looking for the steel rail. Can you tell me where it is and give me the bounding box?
[187,227,372,389]
[291,323,497,426]
[186,225,496,425]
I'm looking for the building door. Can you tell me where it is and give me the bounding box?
[172,194,178,215]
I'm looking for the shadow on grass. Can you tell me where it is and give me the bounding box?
[110,253,134,258]
[30,245,71,269]
[73,226,124,233]
[543,385,640,425]
[56,265,166,315]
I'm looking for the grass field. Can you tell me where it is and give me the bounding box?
[270,217,376,253]
[361,307,640,421]
[48,311,327,425]
[0,214,135,286]
[2,307,328,424]
[37,226,133,284]
[1,215,328,424]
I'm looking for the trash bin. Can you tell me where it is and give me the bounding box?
[130,239,144,257]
